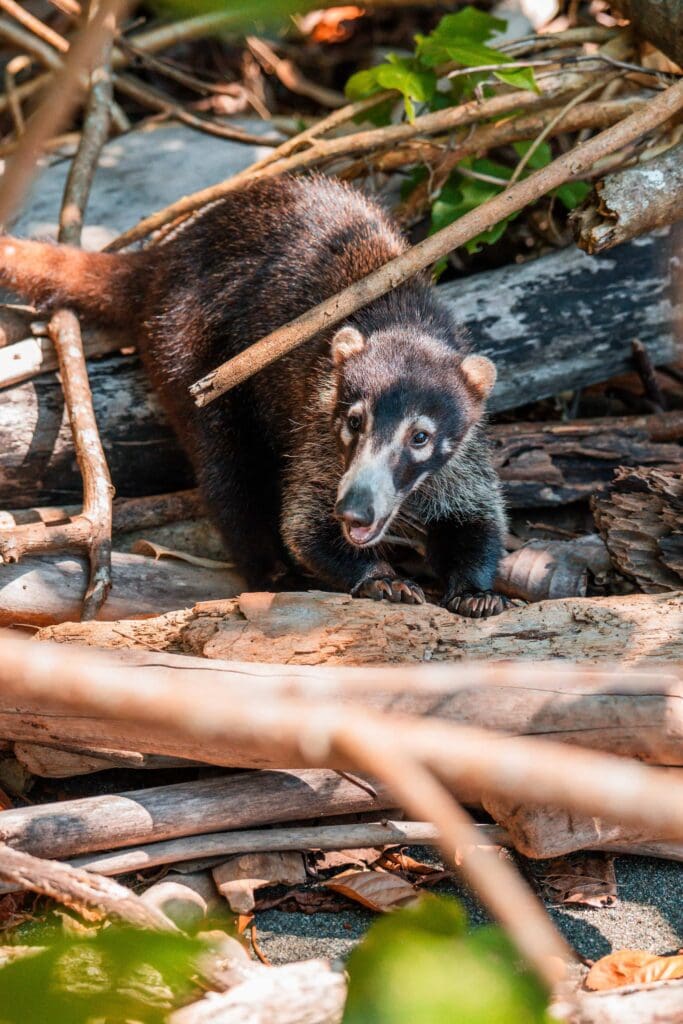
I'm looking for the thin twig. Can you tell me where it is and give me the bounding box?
[47,311,114,619]
[246,35,345,109]
[335,725,575,987]
[0,0,70,53]
[507,76,619,187]
[632,339,668,411]
[4,55,31,136]
[0,0,131,229]
[190,80,683,406]
[0,14,63,70]
[113,73,283,146]
[58,4,114,245]
[0,843,177,930]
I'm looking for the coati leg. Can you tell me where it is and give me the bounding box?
[192,403,292,591]
[281,481,424,604]
[426,516,512,618]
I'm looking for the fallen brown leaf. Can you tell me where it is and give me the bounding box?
[584,949,683,990]
[312,848,385,872]
[539,854,618,908]
[255,888,347,914]
[213,852,306,914]
[323,869,418,912]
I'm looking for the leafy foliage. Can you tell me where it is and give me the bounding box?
[343,896,549,1024]
[0,926,207,1024]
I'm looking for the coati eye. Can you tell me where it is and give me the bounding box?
[348,414,362,432]
[411,430,430,447]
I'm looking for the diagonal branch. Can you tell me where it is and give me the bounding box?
[189,76,683,407]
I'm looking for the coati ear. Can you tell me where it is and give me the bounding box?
[331,326,365,366]
[460,354,497,401]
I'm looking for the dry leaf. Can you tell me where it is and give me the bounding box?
[255,888,347,914]
[584,949,678,990]
[312,848,385,872]
[323,869,418,912]
[539,854,617,908]
[212,852,306,913]
[298,6,365,42]
[131,539,234,570]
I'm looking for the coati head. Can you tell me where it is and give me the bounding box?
[330,324,496,547]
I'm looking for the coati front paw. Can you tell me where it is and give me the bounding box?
[443,590,513,618]
[352,575,426,605]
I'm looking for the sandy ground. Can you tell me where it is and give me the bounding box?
[255,854,682,965]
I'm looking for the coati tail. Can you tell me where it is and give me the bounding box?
[0,236,144,328]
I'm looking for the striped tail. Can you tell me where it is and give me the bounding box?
[0,236,144,327]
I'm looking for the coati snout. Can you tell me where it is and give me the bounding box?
[331,325,497,550]
[0,175,510,617]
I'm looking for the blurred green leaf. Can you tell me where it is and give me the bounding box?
[513,140,553,170]
[146,0,315,26]
[343,896,548,1024]
[554,180,591,209]
[0,927,207,1024]
[430,158,519,254]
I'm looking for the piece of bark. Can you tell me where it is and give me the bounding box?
[1,231,678,507]
[496,535,611,601]
[0,323,129,389]
[12,741,198,777]
[490,411,683,508]
[572,143,683,254]
[592,467,683,593]
[212,853,306,913]
[169,959,346,1024]
[0,550,243,626]
[572,980,683,1024]
[483,772,683,858]
[0,769,390,861]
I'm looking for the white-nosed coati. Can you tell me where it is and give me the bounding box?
[0,175,510,617]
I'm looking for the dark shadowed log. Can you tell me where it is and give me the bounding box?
[1,232,678,507]
[613,0,683,64]
[491,411,683,507]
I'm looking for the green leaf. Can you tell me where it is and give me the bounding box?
[346,56,435,122]
[513,140,552,171]
[554,180,591,209]
[429,159,519,254]
[343,896,548,1024]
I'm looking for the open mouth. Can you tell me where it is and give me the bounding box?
[342,517,389,548]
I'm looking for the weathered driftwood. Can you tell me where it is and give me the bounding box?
[572,980,683,1024]
[592,467,683,593]
[483,769,683,858]
[66,820,683,881]
[12,741,199,777]
[22,593,682,776]
[40,588,682,666]
[496,536,611,601]
[491,411,683,507]
[572,143,683,254]
[0,550,241,626]
[1,233,678,507]
[0,769,390,860]
[169,960,346,1024]
[0,321,128,389]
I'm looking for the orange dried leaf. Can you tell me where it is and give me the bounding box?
[585,950,662,990]
[632,955,683,986]
[300,6,365,43]
[323,869,418,912]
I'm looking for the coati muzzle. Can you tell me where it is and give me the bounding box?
[335,449,403,547]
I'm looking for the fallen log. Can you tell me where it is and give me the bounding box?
[1,232,678,507]
[571,143,683,254]
[491,411,683,507]
[0,489,202,536]
[40,588,682,666]
[0,550,241,626]
[592,467,683,593]
[65,820,683,881]
[0,769,391,860]
[573,980,683,1024]
[613,0,683,64]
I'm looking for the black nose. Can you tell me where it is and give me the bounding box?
[335,488,375,527]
